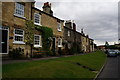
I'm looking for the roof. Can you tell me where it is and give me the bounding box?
[32,7,64,22]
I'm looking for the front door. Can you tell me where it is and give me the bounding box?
[52,37,56,55]
[53,38,56,49]
[0,29,8,54]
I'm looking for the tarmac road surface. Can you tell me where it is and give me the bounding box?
[96,56,119,80]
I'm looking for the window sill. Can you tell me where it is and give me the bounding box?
[34,45,42,48]
[58,45,62,47]
[13,41,25,45]
[58,29,62,32]
[0,53,8,54]
[34,23,42,26]
[14,14,26,20]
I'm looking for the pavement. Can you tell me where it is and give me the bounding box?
[2,54,84,64]
[96,56,120,80]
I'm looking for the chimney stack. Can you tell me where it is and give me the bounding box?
[43,2,53,16]
[65,20,76,31]
[73,22,76,31]
[86,35,89,38]
[81,28,85,35]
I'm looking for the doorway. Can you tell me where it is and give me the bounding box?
[0,27,9,54]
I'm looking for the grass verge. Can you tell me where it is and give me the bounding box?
[2,51,106,78]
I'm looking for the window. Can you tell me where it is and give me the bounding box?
[63,21,66,26]
[34,35,42,47]
[68,30,70,36]
[14,29,25,44]
[58,22,61,31]
[34,13,40,25]
[58,38,62,47]
[71,22,73,29]
[68,43,71,49]
[15,3,24,17]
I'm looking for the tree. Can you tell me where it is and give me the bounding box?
[24,20,35,57]
[105,41,109,49]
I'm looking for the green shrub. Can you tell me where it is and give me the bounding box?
[9,48,24,59]
[33,53,43,58]
[69,43,77,55]
[25,20,53,57]
[58,48,62,56]
[47,50,54,56]
[35,26,53,51]
[61,49,69,55]
[51,48,56,56]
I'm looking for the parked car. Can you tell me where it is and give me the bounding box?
[114,50,120,55]
[107,50,117,57]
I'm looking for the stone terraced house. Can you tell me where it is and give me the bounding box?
[0,1,94,58]
[64,20,94,53]
[1,2,36,57]
[32,2,64,55]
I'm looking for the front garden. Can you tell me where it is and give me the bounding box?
[2,51,106,79]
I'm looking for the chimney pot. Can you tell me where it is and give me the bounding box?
[44,2,49,6]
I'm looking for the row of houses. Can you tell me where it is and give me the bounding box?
[64,20,94,53]
[0,1,94,58]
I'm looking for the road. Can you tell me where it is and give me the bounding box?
[96,56,120,79]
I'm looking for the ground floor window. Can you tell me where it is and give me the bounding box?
[58,38,62,47]
[68,30,70,37]
[34,34,42,47]
[13,29,25,44]
[68,43,71,49]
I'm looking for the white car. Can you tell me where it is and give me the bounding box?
[107,50,117,57]
[114,50,120,55]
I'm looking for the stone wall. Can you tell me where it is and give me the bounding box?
[2,2,41,56]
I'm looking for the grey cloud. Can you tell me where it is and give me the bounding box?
[35,0,119,2]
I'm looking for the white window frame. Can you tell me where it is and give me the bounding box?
[34,34,42,47]
[68,30,70,37]
[68,43,71,49]
[57,22,62,31]
[71,22,73,29]
[58,38,62,47]
[14,2,25,18]
[34,13,41,26]
[63,21,66,26]
[13,29,25,44]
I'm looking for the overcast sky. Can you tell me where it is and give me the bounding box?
[35,0,119,46]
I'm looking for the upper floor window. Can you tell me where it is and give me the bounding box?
[63,21,66,26]
[34,13,41,25]
[68,30,70,37]
[71,22,73,29]
[58,38,62,47]
[34,34,42,47]
[13,29,25,44]
[58,22,61,31]
[15,3,24,17]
